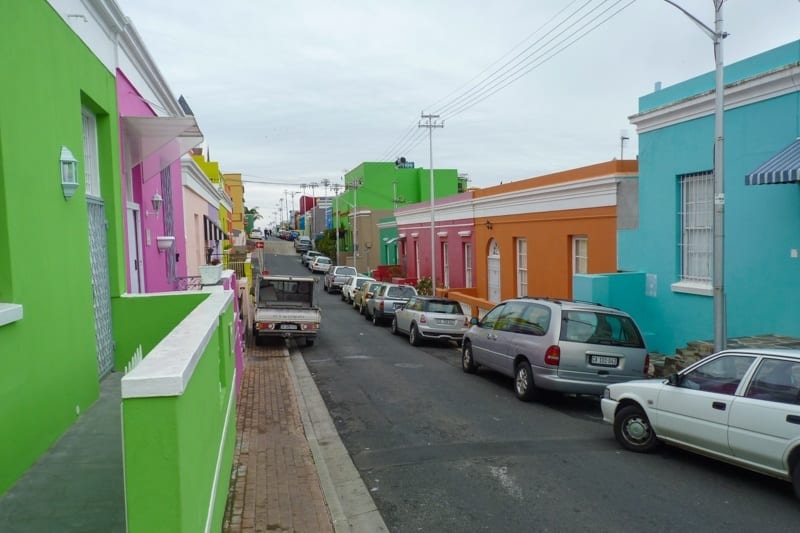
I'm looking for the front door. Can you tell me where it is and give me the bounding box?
[487,239,500,303]
[126,205,142,293]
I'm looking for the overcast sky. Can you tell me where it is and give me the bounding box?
[115,0,800,226]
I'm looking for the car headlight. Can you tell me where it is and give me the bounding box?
[602,387,612,400]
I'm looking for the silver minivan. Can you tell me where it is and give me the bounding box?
[461,298,648,401]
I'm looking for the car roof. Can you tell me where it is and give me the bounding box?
[716,348,800,359]
[262,275,314,282]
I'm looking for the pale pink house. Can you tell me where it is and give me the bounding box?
[395,192,476,289]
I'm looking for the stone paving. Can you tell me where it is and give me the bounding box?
[223,341,333,533]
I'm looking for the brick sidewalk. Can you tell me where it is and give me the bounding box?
[223,342,334,533]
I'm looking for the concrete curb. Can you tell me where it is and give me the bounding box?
[287,345,389,533]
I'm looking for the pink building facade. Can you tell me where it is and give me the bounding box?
[395,192,475,289]
[116,68,202,293]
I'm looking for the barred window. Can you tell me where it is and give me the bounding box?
[573,236,588,275]
[679,171,713,284]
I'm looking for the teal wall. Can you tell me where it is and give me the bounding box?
[378,216,398,265]
[0,1,123,494]
[609,40,800,354]
[123,302,236,532]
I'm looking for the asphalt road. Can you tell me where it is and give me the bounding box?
[262,244,800,533]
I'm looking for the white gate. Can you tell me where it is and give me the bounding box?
[487,239,501,303]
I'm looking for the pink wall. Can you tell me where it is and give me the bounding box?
[117,70,188,293]
[397,218,475,289]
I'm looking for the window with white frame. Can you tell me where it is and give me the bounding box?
[679,171,713,285]
[81,108,101,198]
[573,236,588,275]
[516,238,527,297]
[464,243,472,288]
[441,242,449,287]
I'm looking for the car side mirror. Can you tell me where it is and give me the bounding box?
[666,372,681,386]
[470,317,479,326]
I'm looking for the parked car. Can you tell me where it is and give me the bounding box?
[354,281,384,315]
[323,265,358,293]
[392,296,470,346]
[301,250,323,267]
[341,275,375,304]
[602,349,800,498]
[294,236,312,253]
[461,297,648,401]
[249,229,263,239]
[369,283,418,326]
[309,256,332,273]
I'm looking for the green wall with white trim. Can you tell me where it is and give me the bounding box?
[0,0,124,495]
[122,302,236,532]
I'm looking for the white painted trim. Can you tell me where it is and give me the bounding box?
[120,290,233,398]
[670,280,712,297]
[631,63,800,134]
[398,233,406,238]
[457,231,472,237]
[436,231,448,237]
[410,232,419,238]
[473,175,620,219]
[205,370,236,533]
[182,157,225,206]
[0,303,23,327]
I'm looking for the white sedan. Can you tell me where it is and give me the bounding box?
[602,349,800,498]
[309,256,331,273]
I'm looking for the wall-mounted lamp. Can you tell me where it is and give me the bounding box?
[146,192,163,217]
[60,146,79,200]
[485,220,493,230]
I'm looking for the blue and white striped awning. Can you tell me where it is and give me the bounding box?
[745,138,800,185]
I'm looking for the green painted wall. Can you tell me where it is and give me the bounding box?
[338,162,460,252]
[0,1,123,494]
[123,303,236,532]
[111,292,209,371]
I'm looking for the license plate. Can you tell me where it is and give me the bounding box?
[437,319,455,325]
[280,324,298,330]
[590,355,618,367]
[394,303,403,309]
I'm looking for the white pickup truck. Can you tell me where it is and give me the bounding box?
[252,274,320,346]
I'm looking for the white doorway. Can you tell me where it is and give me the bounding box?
[487,239,501,303]
[126,204,143,293]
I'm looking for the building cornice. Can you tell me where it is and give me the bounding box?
[631,62,800,134]
[182,157,225,206]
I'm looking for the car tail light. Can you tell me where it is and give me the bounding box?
[419,314,427,324]
[643,353,650,374]
[379,301,384,311]
[544,345,560,366]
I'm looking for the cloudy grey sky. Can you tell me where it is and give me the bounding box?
[116,0,799,225]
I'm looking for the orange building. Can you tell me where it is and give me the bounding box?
[447,160,637,317]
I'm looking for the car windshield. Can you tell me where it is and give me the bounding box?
[387,286,416,298]
[336,267,357,276]
[560,311,644,347]
[316,257,331,264]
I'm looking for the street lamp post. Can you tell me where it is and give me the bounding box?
[664,0,727,351]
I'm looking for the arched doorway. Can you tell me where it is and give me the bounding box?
[487,239,501,303]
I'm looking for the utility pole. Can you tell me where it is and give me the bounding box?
[331,183,341,264]
[309,182,318,247]
[392,180,398,209]
[664,0,728,351]
[349,178,363,271]
[419,113,444,292]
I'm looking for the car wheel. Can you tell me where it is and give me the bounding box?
[792,458,800,500]
[613,405,660,453]
[390,317,400,335]
[514,360,539,402]
[461,342,477,374]
[372,313,380,326]
[409,324,422,346]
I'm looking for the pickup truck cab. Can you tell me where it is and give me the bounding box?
[252,274,320,346]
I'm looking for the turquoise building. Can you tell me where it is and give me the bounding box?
[576,41,800,354]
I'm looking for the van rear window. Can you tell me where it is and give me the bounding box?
[560,311,644,348]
